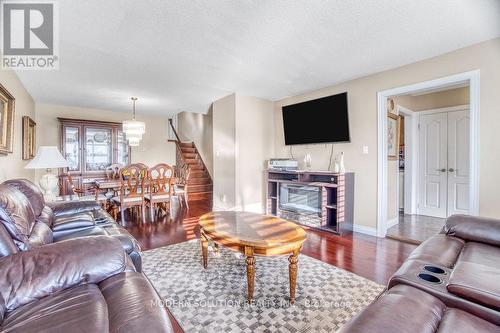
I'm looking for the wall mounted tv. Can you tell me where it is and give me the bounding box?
[282,92,350,145]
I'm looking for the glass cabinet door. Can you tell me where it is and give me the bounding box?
[84,127,112,171]
[117,130,129,165]
[64,126,80,171]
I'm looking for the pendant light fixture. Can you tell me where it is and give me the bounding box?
[123,97,145,147]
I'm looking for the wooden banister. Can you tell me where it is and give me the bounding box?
[168,118,181,142]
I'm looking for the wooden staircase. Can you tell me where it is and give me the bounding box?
[178,142,213,201]
[169,119,213,203]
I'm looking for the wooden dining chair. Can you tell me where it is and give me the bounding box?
[174,163,191,209]
[111,163,147,224]
[105,163,123,180]
[104,163,123,198]
[63,173,109,209]
[145,163,174,220]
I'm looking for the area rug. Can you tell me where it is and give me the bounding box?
[142,240,384,333]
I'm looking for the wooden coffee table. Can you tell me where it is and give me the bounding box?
[198,211,307,304]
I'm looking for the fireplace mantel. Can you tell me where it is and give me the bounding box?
[266,170,354,235]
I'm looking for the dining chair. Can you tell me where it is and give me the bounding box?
[105,163,123,180]
[63,173,109,209]
[111,163,147,225]
[174,163,191,209]
[145,163,174,221]
[104,163,123,198]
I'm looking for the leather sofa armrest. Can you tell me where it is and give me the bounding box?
[445,214,500,246]
[47,200,101,217]
[99,272,173,332]
[0,236,129,312]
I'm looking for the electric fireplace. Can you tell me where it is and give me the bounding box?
[279,183,321,215]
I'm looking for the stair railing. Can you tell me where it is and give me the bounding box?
[168,118,188,178]
[168,118,182,142]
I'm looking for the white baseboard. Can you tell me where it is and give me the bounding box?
[352,224,378,237]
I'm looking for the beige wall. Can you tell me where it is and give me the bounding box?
[212,93,275,212]
[235,95,275,212]
[177,108,213,176]
[0,70,36,182]
[35,103,175,182]
[274,37,500,230]
[212,94,236,210]
[395,86,469,111]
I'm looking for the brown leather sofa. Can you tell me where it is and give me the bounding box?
[0,236,172,332]
[341,214,500,332]
[0,179,142,271]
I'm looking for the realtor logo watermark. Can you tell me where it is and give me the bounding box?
[1,0,59,70]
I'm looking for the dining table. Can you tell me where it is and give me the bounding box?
[94,177,179,191]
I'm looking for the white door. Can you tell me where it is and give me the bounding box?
[418,113,448,218]
[447,110,470,215]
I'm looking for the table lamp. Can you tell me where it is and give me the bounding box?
[25,146,70,201]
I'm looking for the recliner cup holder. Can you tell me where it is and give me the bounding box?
[423,265,446,275]
[417,273,442,284]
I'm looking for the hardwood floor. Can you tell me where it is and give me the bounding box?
[386,213,445,245]
[123,198,417,332]
[124,198,417,285]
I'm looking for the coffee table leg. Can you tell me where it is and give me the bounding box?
[245,246,255,304]
[289,248,300,304]
[200,233,208,269]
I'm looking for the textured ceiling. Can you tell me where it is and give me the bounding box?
[15,0,500,116]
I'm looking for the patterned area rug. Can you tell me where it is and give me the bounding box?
[143,240,383,333]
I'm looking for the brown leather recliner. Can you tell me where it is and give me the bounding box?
[339,284,499,333]
[341,214,500,332]
[0,236,172,332]
[0,179,142,271]
[388,214,500,325]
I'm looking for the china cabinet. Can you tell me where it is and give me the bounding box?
[59,118,131,195]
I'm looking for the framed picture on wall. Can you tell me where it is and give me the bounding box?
[0,84,15,155]
[387,112,400,160]
[22,116,36,160]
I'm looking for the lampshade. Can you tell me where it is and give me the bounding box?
[25,146,70,169]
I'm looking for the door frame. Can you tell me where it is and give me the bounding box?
[377,70,480,238]
[396,105,418,216]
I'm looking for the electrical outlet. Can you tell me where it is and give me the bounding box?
[362,146,369,154]
[220,194,226,203]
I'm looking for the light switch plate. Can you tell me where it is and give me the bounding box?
[363,146,369,154]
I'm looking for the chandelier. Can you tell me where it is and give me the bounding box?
[123,97,145,147]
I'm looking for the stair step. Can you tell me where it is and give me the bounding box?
[190,170,209,178]
[182,153,197,159]
[188,191,213,201]
[181,147,196,153]
[187,184,213,193]
[189,164,204,170]
[188,177,211,185]
[186,159,201,166]
[179,142,195,148]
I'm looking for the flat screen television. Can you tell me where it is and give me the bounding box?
[282,92,350,145]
